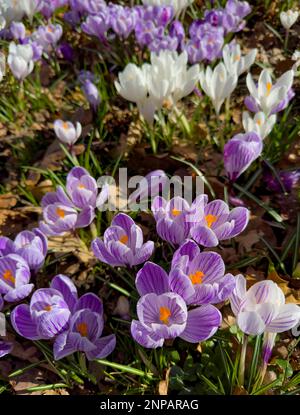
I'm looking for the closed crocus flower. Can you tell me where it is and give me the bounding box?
[115,63,149,104]
[54,120,82,146]
[246,69,294,116]
[151,196,191,245]
[8,42,34,81]
[199,62,238,115]
[10,22,26,41]
[0,296,13,358]
[39,186,95,236]
[189,194,249,248]
[170,239,236,305]
[22,0,42,21]
[0,229,48,273]
[81,80,101,111]
[230,275,300,336]
[242,111,276,140]
[223,43,257,77]
[280,10,299,30]
[0,254,33,302]
[223,132,263,182]
[92,213,154,267]
[66,167,98,209]
[132,261,221,348]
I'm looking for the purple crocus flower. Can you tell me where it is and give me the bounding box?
[170,239,236,305]
[81,14,110,41]
[0,296,13,358]
[53,308,116,361]
[56,42,74,62]
[0,254,33,302]
[81,80,101,111]
[244,89,295,115]
[135,20,164,47]
[149,35,178,53]
[39,0,68,19]
[169,20,185,43]
[151,196,191,245]
[10,22,26,41]
[92,213,154,267]
[189,194,249,248]
[33,24,63,52]
[66,167,99,210]
[264,169,300,193]
[109,5,136,39]
[223,132,263,181]
[0,228,47,272]
[153,6,174,27]
[132,261,222,348]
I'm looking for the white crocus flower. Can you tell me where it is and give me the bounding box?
[115,50,199,124]
[246,69,294,116]
[141,0,194,16]
[0,52,5,82]
[280,10,299,30]
[54,120,82,146]
[242,111,276,140]
[22,0,42,22]
[292,50,300,74]
[223,44,257,77]
[199,62,238,115]
[7,42,34,80]
[0,0,25,24]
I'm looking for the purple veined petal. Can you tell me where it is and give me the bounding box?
[56,186,74,207]
[69,309,103,346]
[36,308,71,339]
[169,268,195,303]
[237,310,265,335]
[213,221,235,241]
[111,213,135,235]
[74,293,103,315]
[189,194,208,221]
[53,331,77,360]
[91,238,123,266]
[33,228,48,255]
[131,240,154,266]
[15,247,44,272]
[96,183,109,209]
[41,191,61,208]
[4,284,34,303]
[103,225,126,244]
[258,303,278,326]
[156,217,187,245]
[0,237,16,256]
[131,320,164,349]
[195,252,225,284]
[39,221,63,237]
[227,207,249,238]
[213,273,236,303]
[190,224,219,247]
[247,280,285,306]
[180,305,222,343]
[128,224,143,250]
[109,240,133,267]
[266,304,300,333]
[189,283,218,305]
[136,262,170,296]
[75,206,95,228]
[86,334,116,361]
[30,288,63,311]
[0,340,13,358]
[171,239,200,270]
[10,304,41,340]
[262,332,276,364]
[50,274,78,312]
[230,274,247,315]
[204,200,230,229]
[0,295,3,311]
[151,196,167,221]
[244,95,260,112]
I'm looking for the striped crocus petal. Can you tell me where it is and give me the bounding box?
[131,320,164,349]
[135,262,169,296]
[237,310,265,335]
[266,304,300,333]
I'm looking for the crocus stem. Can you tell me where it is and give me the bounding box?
[90,222,98,239]
[284,29,289,51]
[148,125,157,154]
[225,95,231,122]
[238,334,248,387]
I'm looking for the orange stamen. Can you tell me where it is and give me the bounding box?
[159,307,171,325]
[2,269,15,284]
[119,235,129,245]
[205,214,218,228]
[56,207,65,218]
[77,322,88,337]
[189,270,204,285]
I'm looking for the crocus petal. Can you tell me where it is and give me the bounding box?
[75,206,95,228]
[85,334,116,360]
[53,331,77,360]
[74,293,103,314]
[135,262,169,296]
[51,274,78,312]
[190,225,219,247]
[11,304,41,340]
[237,310,265,335]
[4,283,34,303]
[131,320,164,348]
[266,304,300,333]
[180,305,222,343]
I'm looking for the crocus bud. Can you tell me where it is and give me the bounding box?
[54,120,82,146]
[10,22,26,41]
[280,10,299,30]
[7,42,34,80]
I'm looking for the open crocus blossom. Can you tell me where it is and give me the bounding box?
[189,194,249,247]
[223,132,263,182]
[199,62,238,115]
[0,228,47,272]
[0,254,33,302]
[8,42,34,81]
[54,120,82,147]
[223,43,257,77]
[246,69,294,116]
[170,239,236,305]
[151,196,191,245]
[128,170,168,209]
[242,111,276,140]
[0,296,13,358]
[280,10,299,30]
[141,0,194,16]
[132,261,222,348]
[230,275,300,337]
[92,213,154,267]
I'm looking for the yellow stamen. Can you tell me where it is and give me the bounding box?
[234,55,241,61]
[56,207,66,218]
[77,322,88,337]
[256,119,262,126]
[2,269,15,284]
[62,122,69,130]
[47,26,54,33]
[189,270,204,285]
[159,307,171,325]
[78,184,85,189]
[119,235,129,245]
[171,209,181,217]
[266,82,272,96]
[205,214,218,228]
[44,305,52,312]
